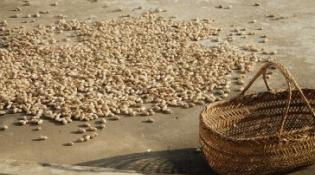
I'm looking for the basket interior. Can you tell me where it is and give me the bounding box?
[203,89,315,139]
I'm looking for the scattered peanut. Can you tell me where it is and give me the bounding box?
[144,117,155,123]
[34,126,42,131]
[253,3,261,6]
[51,2,58,6]
[250,19,257,23]
[39,135,48,140]
[64,142,74,146]
[0,125,8,130]
[98,124,106,129]
[77,128,87,134]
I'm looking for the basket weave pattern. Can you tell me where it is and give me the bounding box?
[200,62,315,175]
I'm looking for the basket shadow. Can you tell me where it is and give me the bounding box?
[76,148,214,175]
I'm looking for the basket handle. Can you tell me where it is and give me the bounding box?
[234,62,315,137]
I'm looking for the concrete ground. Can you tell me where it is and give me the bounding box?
[0,0,315,174]
[0,159,144,175]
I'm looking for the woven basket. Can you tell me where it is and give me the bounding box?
[200,62,315,175]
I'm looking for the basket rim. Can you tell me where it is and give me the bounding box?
[200,88,315,143]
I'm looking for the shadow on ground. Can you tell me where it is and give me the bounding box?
[77,148,214,175]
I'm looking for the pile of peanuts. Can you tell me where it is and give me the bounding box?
[0,12,261,127]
